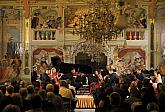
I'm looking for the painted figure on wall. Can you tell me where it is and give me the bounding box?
[31,9,62,29]
[31,12,40,29]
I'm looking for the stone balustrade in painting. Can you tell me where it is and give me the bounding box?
[33,29,57,40]
[125,29,145,40]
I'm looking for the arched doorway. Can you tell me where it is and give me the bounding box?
[75,52,107,72]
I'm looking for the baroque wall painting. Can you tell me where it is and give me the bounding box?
[117,48,145,75]
[32,48,64,67]
[64,5,88,28]
[0,6,22,83]
[161,29,165,64]
[31,6,62,29]
[31,6,62,40]
[0,6,21,57]
[64,4,147,29]
[125,6,147,29]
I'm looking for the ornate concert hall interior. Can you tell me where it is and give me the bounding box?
[0,0,165,112]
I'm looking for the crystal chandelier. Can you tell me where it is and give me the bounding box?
[72,0,128,61]
[73,0,128,43]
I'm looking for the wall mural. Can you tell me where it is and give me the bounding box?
[161,29,165,64]
[117,48,145,75]
[0,6,22,83]
[124,6,147,28]
[32,48,64,72]
[64,5,147,29]
[31,7,62,40]
[160,33,165,74]
[64,5,88,28]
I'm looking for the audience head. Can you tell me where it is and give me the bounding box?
[2,104,21,112]
[31,95,42,109]
[60,80,68,88]
[27,85,34,94]
[11,93,23,107]
[39,90,47,100]
[147,102,159,112]
[46,83,54,92]
[19,88,28,98]
[109,92,121,106]
[47,92,55,102]
[6,85,14,95]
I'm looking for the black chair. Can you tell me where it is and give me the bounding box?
[62,97,71,112]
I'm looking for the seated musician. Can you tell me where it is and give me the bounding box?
[60,67,75,84]
[74,71,83,92]
[89,71,101,94]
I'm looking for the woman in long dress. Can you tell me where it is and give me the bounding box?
[50,67,60,87]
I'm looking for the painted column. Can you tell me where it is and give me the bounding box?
[150,19,155,68]
[21,0,31,82]
[0,9,5,59]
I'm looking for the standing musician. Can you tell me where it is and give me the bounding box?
[50,67,60,87]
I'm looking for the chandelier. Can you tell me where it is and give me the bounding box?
[73,0,128,43]
[72,0,128,61]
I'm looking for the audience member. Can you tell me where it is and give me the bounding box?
[2,104,21,112]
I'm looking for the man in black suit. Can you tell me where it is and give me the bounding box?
[104,66,117,87]
[31,66,38,83]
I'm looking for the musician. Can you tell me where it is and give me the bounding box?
[40,69,50,84]
[135,67,145,82]
[124,68,136,88]
[104,66,117,86]
[95,70,103,82]
[74,71,83,92]
[60,67,75,83]
[31,65,38,83]
[50,67,60,87]
[141,64,149,75]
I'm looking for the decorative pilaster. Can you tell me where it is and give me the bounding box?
[0,9,5,59]
[21,18,31,82]
[150,19,155,68]
[148,0,157,68]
